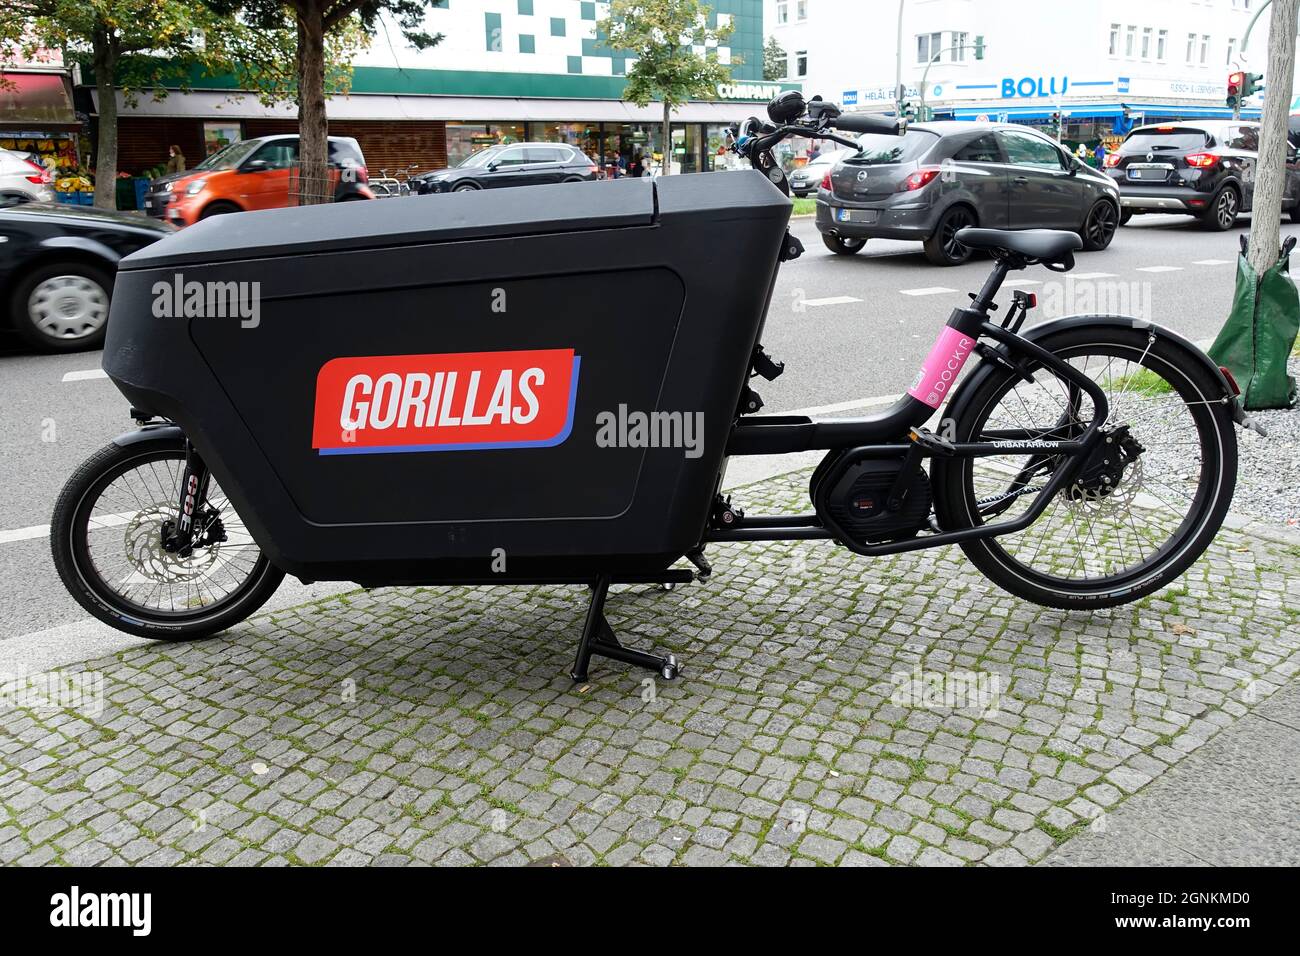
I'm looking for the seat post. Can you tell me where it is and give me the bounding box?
[970,258,1014,314]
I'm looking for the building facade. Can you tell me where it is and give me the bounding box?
[766,0,1284,143]
[101,0,788,180]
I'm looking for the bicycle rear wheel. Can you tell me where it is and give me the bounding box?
[932,324,1237,609]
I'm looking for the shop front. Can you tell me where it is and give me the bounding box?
[0,66,82,174]
[98,89,778,185]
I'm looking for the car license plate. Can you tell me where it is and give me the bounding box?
[1127,164,1171,181]
[835,208,877,223]
[143,199,152,209]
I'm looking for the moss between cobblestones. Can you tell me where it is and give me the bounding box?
[2,466,1298,867]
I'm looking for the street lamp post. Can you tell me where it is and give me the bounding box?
[917,41,986,120]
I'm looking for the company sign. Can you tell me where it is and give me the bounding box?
[312,348,580,455]
[716,81,786,101]
[1002,75,1070,98]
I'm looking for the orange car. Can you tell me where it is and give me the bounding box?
[142,134,374,226]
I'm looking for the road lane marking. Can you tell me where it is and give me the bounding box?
[1001,279,1042,287]
[899,287,958,296]
[782,393,903,417]
[1,511,136,547]
[61,369,108,383]
[1135,266,1185,273]
[1192,259,1232,266]
[1067,272,1118,280]
[801,295,863,307]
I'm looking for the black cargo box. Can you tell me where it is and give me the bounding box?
[103,172,791,583]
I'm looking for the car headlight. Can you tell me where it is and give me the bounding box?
[162,181,174,193]
[185,180,206,196]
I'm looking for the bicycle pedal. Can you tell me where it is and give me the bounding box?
[909,427,956,456]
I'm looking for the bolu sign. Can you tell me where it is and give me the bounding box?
[1001,75,1070,98]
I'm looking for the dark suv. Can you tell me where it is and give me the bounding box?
[1107,120,1300,229]
[815,121,1121,265]
[412,142,599,194]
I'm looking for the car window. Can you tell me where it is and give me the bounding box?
[493,148,529,167]
[1122,128,1209,152]
[953,133,1002,163]
[328,139,364,165]
[197,139,260,170]
[526,147,566,163]
[844,129,939,166]
[1223,126,1259,151]
[251,141,298,169]
[998,130,1065,170]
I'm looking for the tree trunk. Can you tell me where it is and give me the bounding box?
[661,100,672,175]
[92,27,118,211]
[296,4,330,205]
[1247,0,1299,275]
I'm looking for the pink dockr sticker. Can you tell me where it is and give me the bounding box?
[908,326,976,408]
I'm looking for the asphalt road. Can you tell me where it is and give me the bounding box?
[2,211,1298,645]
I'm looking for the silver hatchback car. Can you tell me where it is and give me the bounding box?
[0,148,56,203]
[815,121,1121,265]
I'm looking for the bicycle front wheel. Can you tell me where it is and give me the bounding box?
[51,435,284,639]
[932,324,1237,609]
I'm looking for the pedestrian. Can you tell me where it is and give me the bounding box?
[1093,141,1108,167]
[1075,142,1089,163]
[809,145,821,162]
[165,145,186,175]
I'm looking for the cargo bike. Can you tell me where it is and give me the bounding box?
[52,93,1258,683]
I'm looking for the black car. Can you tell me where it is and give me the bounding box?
[1108,120,1300,229]
[412,142,599,194]
[0,198,173,351]
[816,121,1121,265]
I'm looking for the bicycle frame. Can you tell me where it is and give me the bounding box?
[710,122,1114,557]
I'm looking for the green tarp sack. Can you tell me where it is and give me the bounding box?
[1208,235,1300,410]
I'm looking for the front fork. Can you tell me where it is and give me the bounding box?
[164,440,211,556]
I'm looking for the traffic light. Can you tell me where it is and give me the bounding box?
[1227,71,1244,109]
[901,98,918,122]
[973,35,985,60]
[1243,72,1264,97]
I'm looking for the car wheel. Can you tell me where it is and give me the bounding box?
[1200,186,1239,231]
[1080,199,1118,251]
[1119,209,1133,226]
[923,205,977,266]
[10,261,112,352]
[453,182,479,192]
[822,234,866,255]
[199,201,241,220]
[561,176,585,184]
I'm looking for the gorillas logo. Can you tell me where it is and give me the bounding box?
[312,348,579,455]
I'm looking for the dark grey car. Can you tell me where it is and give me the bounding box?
[412,143,599,194]
[815,121,1121,265]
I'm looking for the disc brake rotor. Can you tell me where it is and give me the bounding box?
[122,506,220,584]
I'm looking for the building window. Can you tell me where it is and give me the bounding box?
[1108,23,1120,56]
[772,49,787,78]
[797,0,808,19]
[1125,25,1135,57]
[519,33,535,54]
[581,1,596,20]
[1226,37,1237,65]
[485,12,502,52]
[518,0,532,14]
[567,55,582,74]
[1186,32,1196,63]
[551,17,566,37]
[1200,34,1210,64]
[1157,29,1167,61]
[917,31,942,64]
[796,50,808,77]
[952,31,967,61]
[1141,27,1152,59]
[776,2,788,25]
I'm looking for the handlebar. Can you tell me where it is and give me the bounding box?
[832,113,904,137]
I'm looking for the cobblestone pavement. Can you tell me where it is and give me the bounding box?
[2,470,1297,867]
